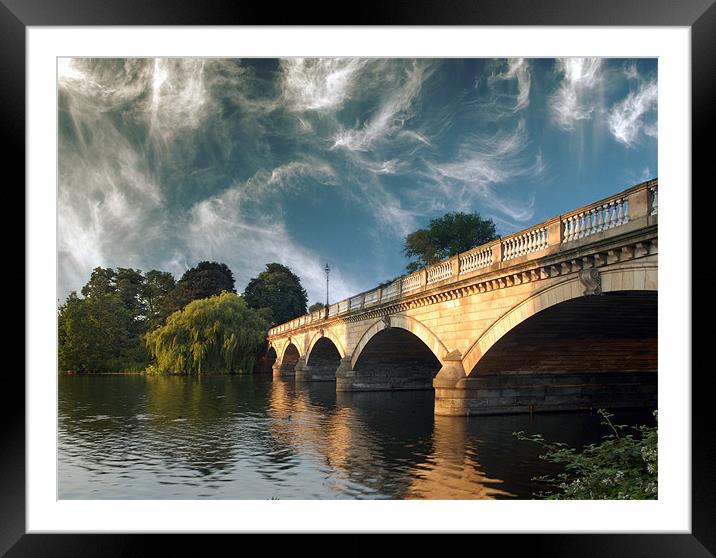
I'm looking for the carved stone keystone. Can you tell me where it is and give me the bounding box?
[578,268,602,296]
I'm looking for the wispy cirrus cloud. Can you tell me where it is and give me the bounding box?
[550,58,604,131]
[425,119,544,222]
[185,173,360,303]
[487,58,532,113]
[280,58,369,113]
[331,60,432,152]
[58,57,657,307]
[608,79,658,147]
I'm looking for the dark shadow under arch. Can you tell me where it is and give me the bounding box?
[306,337,341,379]
[459,291,657,414]
[469,291,657,377]
[353,327,442,391]
[254,345,277,374]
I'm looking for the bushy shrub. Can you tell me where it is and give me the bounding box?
[513,409,657,499]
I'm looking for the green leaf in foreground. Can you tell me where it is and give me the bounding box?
[513,409,657,500]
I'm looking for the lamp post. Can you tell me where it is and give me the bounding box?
[324,263,330,309]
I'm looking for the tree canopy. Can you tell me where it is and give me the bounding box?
[142,270,177,330]
[308,302,326,312]
[144,292,270,375]
[170,261,235,311]
[58,290,140,373]
[243,263,308,325]
[59,266,178,373]
[403,212,498,273]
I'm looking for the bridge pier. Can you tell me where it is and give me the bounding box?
[335,357,356,392]
[272,359,299,379]
[433,352,471,416]
[434,372,657,416]
[295,362,338,382]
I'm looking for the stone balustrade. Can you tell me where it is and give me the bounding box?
[381,280,400,301]
[502,226,548,261]
[426,260,453,285]
[267,179,658,337]
[562,195,628,243]
[459,245,493,274]
[401,272,422,294]
[349,295,363,310]
[364,289,379,306]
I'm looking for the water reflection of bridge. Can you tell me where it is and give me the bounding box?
[267,378,512,499]
[267,179,658,416]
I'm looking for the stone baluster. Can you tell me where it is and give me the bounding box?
[616,198,624,225]
[575,213,583,239]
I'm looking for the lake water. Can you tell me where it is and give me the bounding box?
[58,374,654,499]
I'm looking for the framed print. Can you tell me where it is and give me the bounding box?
[8,0,711,555]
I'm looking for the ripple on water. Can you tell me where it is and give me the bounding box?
[58,375,656,499]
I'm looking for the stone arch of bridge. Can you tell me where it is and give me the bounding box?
[350,314,449,370]
[267,340,281,359]
[461,263,658,376]
[306,329,347,363]
[279,340,303,364]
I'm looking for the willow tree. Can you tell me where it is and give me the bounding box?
[145,292,270,375]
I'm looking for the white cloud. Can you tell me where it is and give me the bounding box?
[608,79,658,146]
[432,120,531,186]
[550,58,604,130]
[280,58,369,113]
[58,64,172,301]
[331,61,429,152]
[147,59,210,145]
[624,61,639,81]
[185,179,360,304]
[489,58,532,112]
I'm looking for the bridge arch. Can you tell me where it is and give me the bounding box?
[255,344,278,374]
[281,342,301,366]
[350,314,449,370]
[462,263,658,375]
[306,329,346,362]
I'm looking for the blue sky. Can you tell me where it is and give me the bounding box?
[58,58,657,306]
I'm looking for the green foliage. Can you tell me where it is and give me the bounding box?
[513,409,658,499]
[144,292,270,375]
[58,266,180,373]
[170,261,236,312]
[58,291,143,373]
[403,212,498,273]
[143,270,177,330]
[308,302,326,312]
[243,263,308,325]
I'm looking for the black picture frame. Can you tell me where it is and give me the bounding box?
[7,1,710,555]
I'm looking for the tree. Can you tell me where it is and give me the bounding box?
[81,266,117,299]
[403,212,498,273]
[142,270,177,330]
[170,261,235,311]
[308,302,326,312]
[115,268,148,337]
[58,290,138,373]
[243,263,308,325]
[58,266,180,373]
[80,266,148,327]
[144,292,270,375]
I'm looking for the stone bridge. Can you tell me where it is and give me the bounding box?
[265,179,658,416]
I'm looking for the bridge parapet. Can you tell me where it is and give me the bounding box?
[268,178,657,338]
